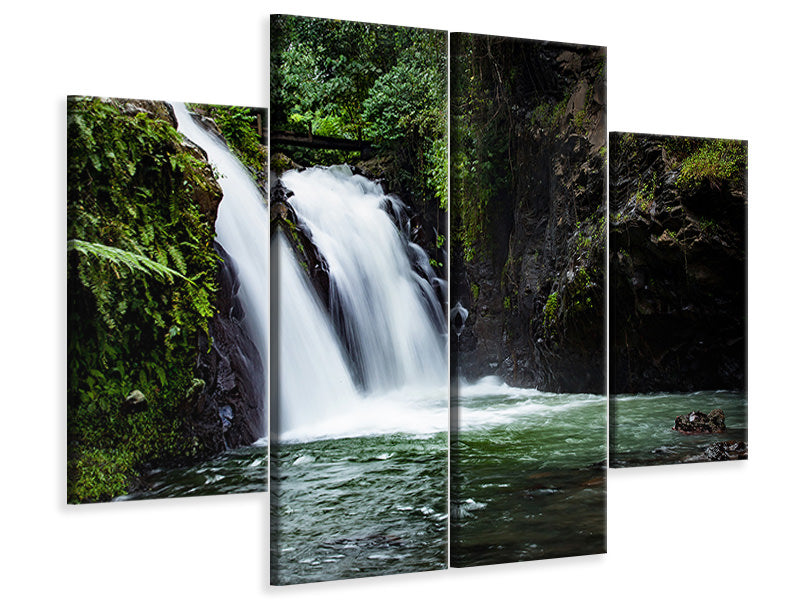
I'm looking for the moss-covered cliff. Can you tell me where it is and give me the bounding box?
[609,132,747,393]
[451,34,606,393]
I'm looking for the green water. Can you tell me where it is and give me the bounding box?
[270,432,447,585]
[610,390,748,467]
[119,443,267,500]
[451,381,607,567]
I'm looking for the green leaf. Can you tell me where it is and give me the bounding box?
[67,239,194,285]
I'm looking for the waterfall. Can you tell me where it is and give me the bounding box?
[171,102,269,427]
[275,166,447,441]
[273,234,361,433]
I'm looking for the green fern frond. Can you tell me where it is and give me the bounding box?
[67,239,194,285]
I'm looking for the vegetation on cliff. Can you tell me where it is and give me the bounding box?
[186,103,267,188]
[67,97,222,503]
[451,34,606,392]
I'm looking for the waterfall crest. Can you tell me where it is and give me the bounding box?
[275,166,447,441]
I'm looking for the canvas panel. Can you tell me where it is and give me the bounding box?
[269,15,449,584]
[67,97,269,503]
[608,132,748,467]
[449,33,608,567]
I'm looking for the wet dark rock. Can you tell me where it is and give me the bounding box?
[609,132,746,393]
[704,440,748,461]
[193,242,265,453]
[219,405,234,433]
[673,409,726,434]
[270,152,302,176]
[118,99,177,128]
[453,39,606,393]
[271,180,332,309]
[183,139,224,223]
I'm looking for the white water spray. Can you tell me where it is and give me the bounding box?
[275,166,447,441]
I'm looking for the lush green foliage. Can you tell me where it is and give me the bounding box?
[529,94,569,133]
[67,97,220,502]
[635,172,658,211]
[188,104,266,180]
[271,16,447,211]
[68,239,193,284]
[451,34,518,262]
[671,138,747,191]
[544,291,559,332]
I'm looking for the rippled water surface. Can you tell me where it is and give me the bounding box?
[610,391,748,467]
[119,443,268,500]
[451,380,607,567]
[270,432,447,584]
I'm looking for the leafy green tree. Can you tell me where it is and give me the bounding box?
[270,16,447,212]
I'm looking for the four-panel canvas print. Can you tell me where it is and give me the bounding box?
[65,14,748,586]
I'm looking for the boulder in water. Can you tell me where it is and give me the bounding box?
[672,408,726,434]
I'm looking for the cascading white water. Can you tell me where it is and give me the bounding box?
[276,166,447,441]
[274,233,360,432]
[170,102,269,419]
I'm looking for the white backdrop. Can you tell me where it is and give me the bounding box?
[3,1,796,598]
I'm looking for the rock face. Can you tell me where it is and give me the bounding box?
[181,138,224,223]
[673,409,726,434]
[270,178,332,308]
[451,36,606,393]
[194,243,265,452]
[609,133,746,393]
[118,98,178,128]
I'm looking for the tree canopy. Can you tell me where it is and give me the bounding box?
[270,16,447,211]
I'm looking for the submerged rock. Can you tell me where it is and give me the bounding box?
[673,408,726,434]
[704,440,748,461]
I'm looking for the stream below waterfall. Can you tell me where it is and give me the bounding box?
[610,391,748,467]
[118,442,268,500]
[271,432,447,584]
[451,378,607,566]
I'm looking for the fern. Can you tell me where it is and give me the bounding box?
[67,239,193,285]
